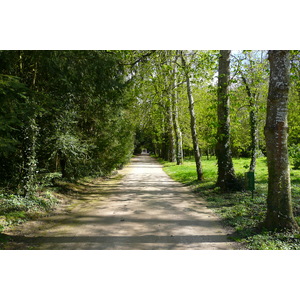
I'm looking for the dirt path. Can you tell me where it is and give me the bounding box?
[5,155,239,250]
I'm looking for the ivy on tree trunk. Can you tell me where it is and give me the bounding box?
[241,75,259,172]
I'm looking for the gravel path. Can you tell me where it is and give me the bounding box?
[5,155,239,250]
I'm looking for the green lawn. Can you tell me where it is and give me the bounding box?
[158,156,300,250]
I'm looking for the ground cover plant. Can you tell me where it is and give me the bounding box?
[0,175,95,248]
[158,156,300,250]
[0,184,59,235]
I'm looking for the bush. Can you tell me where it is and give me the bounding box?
[0,193,57,215]
[289,144,300,169]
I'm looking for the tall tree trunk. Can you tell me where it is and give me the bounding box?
[167,99,176,162]
[241,76,259,172]
[263,50,299,231]
[23,115,38,197]
[248,94,259,172]
[22,54,39,197]
[181,52,203,180]
[60,155,68,179]
[172,54,183,165]
[216,50,238,191]
[164,52,176,163]
[172,91,183,165]
[160,113,169,161]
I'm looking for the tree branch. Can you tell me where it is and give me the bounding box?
[123,50,156,66]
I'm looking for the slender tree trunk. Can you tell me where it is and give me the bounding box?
[172,92,183,165]
[59,152,68,179]
[23,115,38,197]
[164,52,176,162]
[32,61,38,88]
[172,54,183,165]
[160,113,169,161]
[249,95,259,172]
[241,76,259,172]
[167,99,176,162]
[22,55,39,197]
[216,50,238,191]
[181,52,203,180]
[263,50,299,231]
[18,50,23,77]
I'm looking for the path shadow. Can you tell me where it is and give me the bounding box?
[3,210,235,249]
[2,154,237,250]
[9,234,234,250]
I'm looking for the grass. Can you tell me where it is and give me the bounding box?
[158,156,300,250]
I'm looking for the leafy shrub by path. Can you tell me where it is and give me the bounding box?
[160,156,300,250]
[0,192,58,231]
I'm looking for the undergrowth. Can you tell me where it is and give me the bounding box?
[0,169,120,248]
[159,156,300,250]
[0,192,58,232]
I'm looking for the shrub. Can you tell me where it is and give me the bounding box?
[0,193,57,215]
[289,144,300,169]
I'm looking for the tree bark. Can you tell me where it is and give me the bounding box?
[60,156,68,179]
[21,54,39,197]
[263,50,299,231]
[181,51,203,180]
[23,115,38,197]
[216,50,238,191]
[167,100,176,162]
[165,52,176,163]
[172,53,183,165]
[172,90,183,165]
[241,76,259,172]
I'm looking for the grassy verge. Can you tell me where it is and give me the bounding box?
[158,156,300,250]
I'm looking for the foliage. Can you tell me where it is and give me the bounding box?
[0,74,28,186]
[0,192,58,231]
[0,193,56,214]
[230,51,269,157]
[289,144,300,169]
[0,50,136,188]
[160,156,300,249]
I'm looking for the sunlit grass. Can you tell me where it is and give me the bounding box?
[158,155,300,250]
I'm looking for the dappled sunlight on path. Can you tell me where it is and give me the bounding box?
[6,154,238,250]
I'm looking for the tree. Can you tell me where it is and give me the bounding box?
[164,51,176,162]
[263,50,299,231]
[289,50,300,146]
[180,51,203,180]
[231,50,268,171]
[215,50,239,191]
[0,74,28,187]
[0,50,136,191]
[172,52,183,165]
[130,50,183,161]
